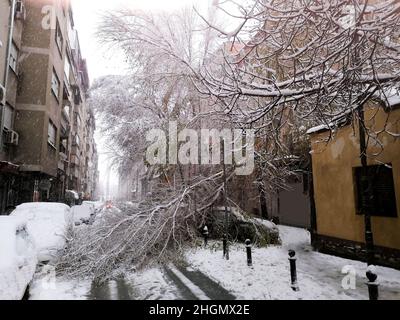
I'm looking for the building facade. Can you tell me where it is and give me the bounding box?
[0,0,99,214]
[309,101,400,269]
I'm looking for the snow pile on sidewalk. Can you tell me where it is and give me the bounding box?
[277,225,311,249]
[186,226,400,300]
[0,217,37,300]
[11,203,73,262]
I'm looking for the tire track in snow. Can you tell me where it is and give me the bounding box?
[167,264,210,300]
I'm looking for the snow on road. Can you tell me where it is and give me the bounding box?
[29,266,181,300]
[186,225,400,300]
[166,264,210,300]
[125,268,182,300]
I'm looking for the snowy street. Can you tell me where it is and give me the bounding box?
[29,263,233,300]
[187,226,400,300]
[2,201,398,301]
[1,0,400,306]
[28,220,400,300]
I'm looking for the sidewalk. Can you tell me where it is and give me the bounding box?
[186,226,400,300]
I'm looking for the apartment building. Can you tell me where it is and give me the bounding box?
[0,0,99,214]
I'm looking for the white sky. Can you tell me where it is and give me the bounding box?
[70,0,209,197]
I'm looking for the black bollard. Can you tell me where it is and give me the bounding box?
[203,226,209,247]
[366,267,379,300]
[246,239,252,267]
[223,233,228,259]
[289,250,299,292]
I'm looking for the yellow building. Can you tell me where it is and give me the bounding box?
[308,97,400,269]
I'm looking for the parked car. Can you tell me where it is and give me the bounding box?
[11,203,73,263]
[65,190,80,207]
[72,203,96,226]
[0,217,37,300]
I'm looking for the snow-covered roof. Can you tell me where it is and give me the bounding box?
[376,88,400,109]
[307,89,400,135]
[307,110,352,135]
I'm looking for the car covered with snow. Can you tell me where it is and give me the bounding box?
[11,203,73,263]
[72,203,96,226]
[0,217,37,300]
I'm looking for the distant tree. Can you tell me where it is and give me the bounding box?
[197,0,400,139]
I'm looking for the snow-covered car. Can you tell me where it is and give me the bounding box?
[0,217,37,300]
[65,190,79,206]
[72,203,95,226]
[82,201,104,211]
[93,205,122,226]
[11,203,73,263]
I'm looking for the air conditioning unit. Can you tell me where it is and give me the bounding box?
[15,1,26,21]
[5,130,19,146]
[0,84,5,106]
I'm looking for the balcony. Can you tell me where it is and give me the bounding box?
[71,84,82,105]
[62,106,70,122]
[71,154,80,166]
[58,161,65,171]
[60,125,71,140]
[59,152,68,161]
[71,146,80,156]
[58,152,68,172]
[63,82,71,103]
[72,165,79,178]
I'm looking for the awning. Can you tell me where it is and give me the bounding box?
[0,161,20,174]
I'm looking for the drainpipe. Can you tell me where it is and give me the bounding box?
[0,0,16,149]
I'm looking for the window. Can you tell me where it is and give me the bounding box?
[9,42,19,73]
[48,121,57,147]
[55,20,63,54]
[3,104,14,130]
[64,55,71,84]
[355,164,398,217]
[51,69,60,99]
